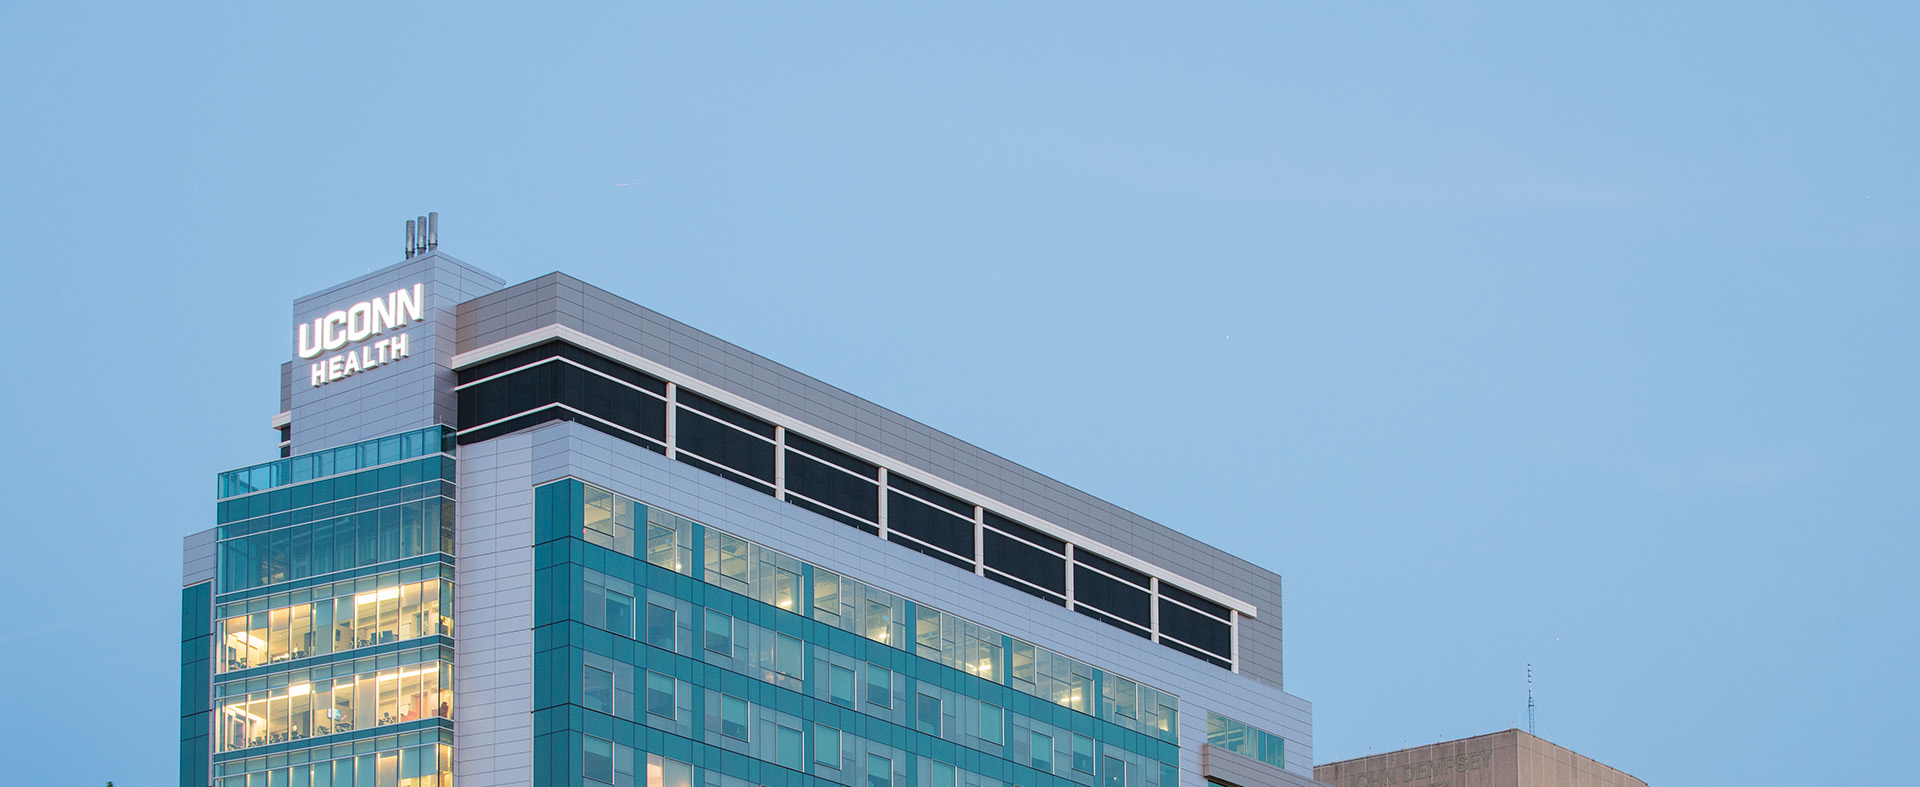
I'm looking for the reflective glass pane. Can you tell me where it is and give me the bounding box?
[775,634,803,677]
[584,736,614,784]
[866,664,892,708]
[720,694,749,740]
[646,671,674,718]
[777,725,803,770]
[814,725,840,767]
[583,666,613,713]
[829,665,855,706]
[703,611,732,655]
[980,703,1003,745]
[1032,731,1053,772]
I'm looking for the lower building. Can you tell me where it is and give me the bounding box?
[1312,731,1646,787]
[179,225,1325,787]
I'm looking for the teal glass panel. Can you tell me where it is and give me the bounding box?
[776,724,803,770]
[645,603,674,649]
[866,664,892,708]
[814,725,841,767]
[720,695,749,740]
[981,702,1004,745]
[216,459,454,593]
[774,633,803,678]
[703,610,732,655]
[583,666,613,714]
[219,426,452,498]
[182,581,214,787]
[916,693,941,735]
[646,671,674,718]
[583,734,614,783]
[829,665,855,707]
[604,589,633,637]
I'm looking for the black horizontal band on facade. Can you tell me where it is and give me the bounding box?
[453,338,1236,668]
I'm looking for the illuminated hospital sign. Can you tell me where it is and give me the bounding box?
[298,283,425,387]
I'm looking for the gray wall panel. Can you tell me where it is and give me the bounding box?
[182,528,216,586]
[453,432,539,787]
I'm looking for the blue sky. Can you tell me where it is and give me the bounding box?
[1,3,1914,785]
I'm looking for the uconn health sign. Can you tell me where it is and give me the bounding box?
[296,283,425,386]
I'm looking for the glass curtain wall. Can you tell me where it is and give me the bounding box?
[216,575,452,672]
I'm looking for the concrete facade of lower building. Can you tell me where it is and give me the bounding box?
[1312,731,1645,787]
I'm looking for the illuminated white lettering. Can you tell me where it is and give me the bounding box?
[321,311,349,351]
[392,283,424,325]
[370,296,396,335]
[296,284,427,386]
[298,321,323,359]
[346,302,373,342]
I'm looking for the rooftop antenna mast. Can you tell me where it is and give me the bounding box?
[1527,664,1536,736]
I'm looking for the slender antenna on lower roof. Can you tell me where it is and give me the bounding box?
[1527,664,1536,735]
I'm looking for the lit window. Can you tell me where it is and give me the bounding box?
[814,570,842,624]
[646,509,688,573]
[771,567,800,612]
[649,753,693,787]
[706,531,750,590]
[866,600,891,643]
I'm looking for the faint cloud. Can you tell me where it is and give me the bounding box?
[1651,451,1811,491]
